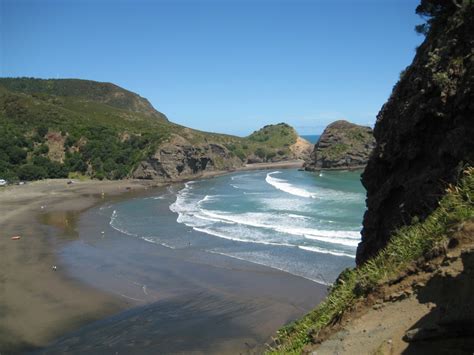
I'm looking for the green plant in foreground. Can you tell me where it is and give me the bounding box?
[268,167,474,354]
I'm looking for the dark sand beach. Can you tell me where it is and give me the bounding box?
[0,164,327,354]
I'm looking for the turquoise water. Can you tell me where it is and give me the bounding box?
[301,134,320,144]
[107,169,366,284]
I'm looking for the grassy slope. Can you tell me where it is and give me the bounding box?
[268,167,474,354]
[0,78,298,181]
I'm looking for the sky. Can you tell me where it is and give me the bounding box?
[1,0,423,136]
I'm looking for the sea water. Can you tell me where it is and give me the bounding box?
[301,134,320,144]
[107,169,365,284]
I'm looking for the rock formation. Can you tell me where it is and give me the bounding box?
[357,4,474,265]
[304,120,375,171]
[132,134,242,180]
[289,136,313,162]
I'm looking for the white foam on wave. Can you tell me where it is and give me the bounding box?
[287,213,310,220]
[266,171,364,202]
[109,210,138,237]
[141,237,177,249]
[169,182,195,215]
[298,245,355,258]
[110,210,180,249]
[169,173,362,257]
[193,227,293,247]
[266,171,316,198]
[199,209,360,247]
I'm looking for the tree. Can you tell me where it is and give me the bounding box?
[6,146,27,165]
[37,125,48,138]
[46,161,68,178]
[255,147,266,159]
[65,152,87,173]
[18,164,47,181]
[415,0,459,35]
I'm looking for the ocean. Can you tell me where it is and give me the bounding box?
[105,168,365,284]
[301,134,320,144]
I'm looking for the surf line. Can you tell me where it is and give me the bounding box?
[265,171,316,198]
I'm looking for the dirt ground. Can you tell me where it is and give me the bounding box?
[308,221,474,355]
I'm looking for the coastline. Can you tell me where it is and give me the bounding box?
[304,165,366,172]
[0,159,323,353]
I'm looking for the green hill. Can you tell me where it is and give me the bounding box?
[0,78,305,182]
[0,77,166,120]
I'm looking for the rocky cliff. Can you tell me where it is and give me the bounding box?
[357,3,474,264]
[132,134,242,180]
[132,129,312,181]
[304,120,375,171]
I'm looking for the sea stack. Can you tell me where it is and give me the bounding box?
[304,120,375,171]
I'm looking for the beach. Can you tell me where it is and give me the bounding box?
[0,164,328,353]
[0,179,154,352]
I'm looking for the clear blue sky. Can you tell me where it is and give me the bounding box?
[1,0,423,136]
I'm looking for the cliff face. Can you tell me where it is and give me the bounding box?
[357,5,474,264]
[132,135,243,180]
[304,120,375,171]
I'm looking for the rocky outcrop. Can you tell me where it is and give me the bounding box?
[357,5,474,265]
[304,120,375,171]
[289,136,313,162]
[132,134,242,180]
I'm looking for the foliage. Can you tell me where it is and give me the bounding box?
[248,123,296,147]
[0,78,302,180]
[255,147,267,159]
[268,167,474,354]
[0,79,172,181]
[17,164,47,181]
[414,0,466,35]
[321,143,349,160]
[0,77,168,120]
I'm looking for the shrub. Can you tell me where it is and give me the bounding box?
[255,147,266,159]
[18,164,47,181]
[266,151,276,160]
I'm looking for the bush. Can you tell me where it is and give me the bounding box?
[255,147,266,159]
[18,164,47,181]
[34,144,49,155]
[65,152,87,173]
[266,151,276,160]
[234,149,246,161]
[6,146,27,165]
[46,161,68,178]
[37,125,48,137]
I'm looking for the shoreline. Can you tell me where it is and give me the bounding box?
[304,164,366,172]
[0,160,322,353]
[0,179,155,353]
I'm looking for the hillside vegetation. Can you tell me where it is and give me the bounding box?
[0,78,302,181]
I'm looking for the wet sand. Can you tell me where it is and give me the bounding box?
[0,179,154,353]
[0,167,326,354]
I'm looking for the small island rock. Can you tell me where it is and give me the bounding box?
[304,120,375,171]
